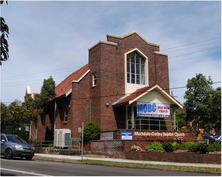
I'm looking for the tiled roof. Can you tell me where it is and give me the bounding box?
[113,85,154,106]
[55,64,89,98]
[113,84,183,108]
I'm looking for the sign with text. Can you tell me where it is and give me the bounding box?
[134,131,185,137]
[122,132,132,140]
[137,102,170,118]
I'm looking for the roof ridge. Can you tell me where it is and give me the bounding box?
[56,64,88,88]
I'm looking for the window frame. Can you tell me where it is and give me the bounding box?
[92,72,97,87]
[127,51,146,85]
[125,49,148,87]
[64,110,68,123]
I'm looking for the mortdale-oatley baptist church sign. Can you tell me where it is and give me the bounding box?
[134,131,185,137]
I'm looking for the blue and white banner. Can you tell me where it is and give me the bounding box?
[137,102,170,118]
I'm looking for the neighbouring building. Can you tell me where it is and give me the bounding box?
[29,31,194,148]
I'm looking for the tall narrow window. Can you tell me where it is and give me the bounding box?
[127,52,145,85]
[92,72,97,87]
[64,110,68,123]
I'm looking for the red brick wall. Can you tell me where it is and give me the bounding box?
[55,95,71,130]
[123,151,221,164]
[90,139,221,164]
[36,103,54,141]
[89,43,122,131]
[89,44,102,128]
[155,53,169,93]
[71,73,90,138]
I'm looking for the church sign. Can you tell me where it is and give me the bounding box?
[137,102,170,118]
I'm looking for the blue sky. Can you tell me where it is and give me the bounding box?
[0,1,221,105]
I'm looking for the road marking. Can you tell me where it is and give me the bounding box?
[0,168,53,176]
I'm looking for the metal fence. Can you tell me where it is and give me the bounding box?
[28,140,81,152]
[127,118,179,131]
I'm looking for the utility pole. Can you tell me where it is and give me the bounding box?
[171,91,178,130]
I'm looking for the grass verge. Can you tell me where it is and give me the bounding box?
[78,159,221,173]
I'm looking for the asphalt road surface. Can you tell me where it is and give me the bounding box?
[0,157,212,176]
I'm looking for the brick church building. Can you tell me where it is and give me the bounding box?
[29,31,183,142]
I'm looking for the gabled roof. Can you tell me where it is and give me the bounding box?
[106,30,160,47]
[55,64,89,99]
[113,84,183,108]
[89,31,161,51]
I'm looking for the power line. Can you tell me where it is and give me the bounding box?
[162,40,221,53]
[1,51,220,87]
[161,37,220,51]
[1,81,221,104]
[1,37,220,81]
[169,46,221,59]
[2,46,220,84]
[1,64,86,80]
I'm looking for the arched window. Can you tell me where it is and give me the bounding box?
[127,51,145,85]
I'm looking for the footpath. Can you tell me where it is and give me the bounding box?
[34,153,221,168]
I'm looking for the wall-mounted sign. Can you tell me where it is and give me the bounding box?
[122,132,132,140]
[134,132,185,137]
[137,102,170,118]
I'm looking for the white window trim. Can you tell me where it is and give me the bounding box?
[92,72,97,87]
[124,48,149,94]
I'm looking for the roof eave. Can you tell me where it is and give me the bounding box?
[72,69,90,83]
[128,85,183,108]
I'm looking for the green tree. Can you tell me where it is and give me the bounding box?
[5,99,40,128]
[35,76,56,110]
[22,97,41,123]
[202,87,221,132]
[0,98,42,132]
[0,102,10,130]
[0,77,56,132]
[0,0,9,65]
[184,73,220,133]
[171,107,187,129]
[7,100,24,127]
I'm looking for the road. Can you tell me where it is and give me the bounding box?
[0,157,215,176]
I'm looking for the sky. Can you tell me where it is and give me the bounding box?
[0,0,221,105]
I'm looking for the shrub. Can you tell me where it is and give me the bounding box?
[208,143,221,152]
[177,143,186,150]
[162,142,175,152]
[145,142,163,151]
[185,142,199,152]
[196,143,209,154]
[185,142,209,153]
[172,142,181,150]
[82,122,100,141]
